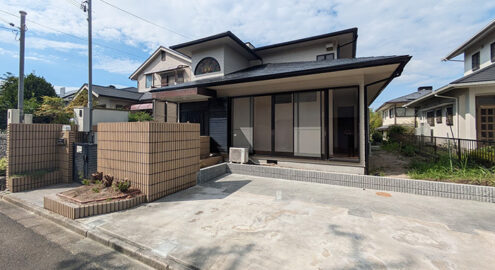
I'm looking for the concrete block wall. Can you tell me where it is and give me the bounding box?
[6,124,81,192]
[97,122,200,202]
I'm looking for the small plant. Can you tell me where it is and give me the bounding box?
[91,172,103,181]
[81,179,91,186]
[102,175,114,187]
[92,187,100,193]
[113,179,131,192]
[0,157,7,176]
[94,180,102,185]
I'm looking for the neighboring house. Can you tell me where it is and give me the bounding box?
[148,28,410,174]
[405,19,495,141]
[376,86,432,136]
[72,84,152,109]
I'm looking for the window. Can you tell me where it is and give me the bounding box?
[389,108,395,118]
[161,51,166,61]
[491,42,495,63]
[145,74,153,88]
[316,53,335,61]
[446,106,454,126]
[396,107,406,117]
[383,110,388,118]
[194,57,220,75]
[427,111,435,126]
[436,109,442,123]
[177,71,184,83]
[472,52,480,71]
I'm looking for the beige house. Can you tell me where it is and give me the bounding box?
[147,29,410,174]
[405,19,495,141]
[71,84,151,110]
[376,87,432,136]
[129,46,192,92]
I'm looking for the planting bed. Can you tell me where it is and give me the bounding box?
[44,183,145,219]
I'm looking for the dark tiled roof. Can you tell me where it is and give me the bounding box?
[451,63,495,84]
[91,85,142,101]
[139,91,153,101]
[151,55,411,92]
[386,89,432,103]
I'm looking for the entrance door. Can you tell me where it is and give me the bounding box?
[274,94,293,154]
[478,105,495,141]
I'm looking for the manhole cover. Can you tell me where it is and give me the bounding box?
[376,192,392,197]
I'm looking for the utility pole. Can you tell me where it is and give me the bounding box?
[82,0,93,142]
[18,11,27,123]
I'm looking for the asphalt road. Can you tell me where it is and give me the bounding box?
[0,200,152,270]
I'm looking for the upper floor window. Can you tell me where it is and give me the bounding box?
[396,107,406,117]
[145,74,153,88]
[491,42,495,63]
[195,57,220,75]
[177,71,184,83]
[472,52,480,71]
[316,53,335,61]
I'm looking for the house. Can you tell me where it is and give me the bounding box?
[405,19,495,141]
[71,84,152,110]
[376,86,432,137]
[147,28,410,174]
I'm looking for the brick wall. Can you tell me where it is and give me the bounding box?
[200,136,210,159]
[97,122,200,202]
[7,124,81,192]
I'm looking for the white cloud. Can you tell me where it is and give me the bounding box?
[93,55,140,75]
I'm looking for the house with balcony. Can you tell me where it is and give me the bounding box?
[405,19,495,141]
[147,28,410,174]
[376,86,432,137]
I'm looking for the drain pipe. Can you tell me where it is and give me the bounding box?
[434,94,459,138]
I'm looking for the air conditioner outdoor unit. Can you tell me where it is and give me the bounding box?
[229,147,249,164]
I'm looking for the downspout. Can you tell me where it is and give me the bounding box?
[434,94,459,138]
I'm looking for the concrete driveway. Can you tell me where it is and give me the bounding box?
[75,174,495,269]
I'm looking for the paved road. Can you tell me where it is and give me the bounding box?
[0,200,152,270]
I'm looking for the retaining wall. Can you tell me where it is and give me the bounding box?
[97,122,200,202]
[198,163,495,203]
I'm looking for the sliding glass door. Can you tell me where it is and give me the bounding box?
[230,86,359,161]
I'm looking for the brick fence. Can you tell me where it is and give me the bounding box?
[97,122,200,202]
[7,124,81,192]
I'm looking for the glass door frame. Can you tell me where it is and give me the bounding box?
[229,85,360,162]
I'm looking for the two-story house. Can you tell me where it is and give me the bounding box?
[376,86,432,137]
[148,28,410,174]
[405,19,495,141]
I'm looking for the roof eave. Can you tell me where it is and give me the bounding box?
[443,19,495,60]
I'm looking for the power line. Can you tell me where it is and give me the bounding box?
[97,0,192,39]
[0,9,143,59]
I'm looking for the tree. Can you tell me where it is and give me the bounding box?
[129,111,153,122]
[369,108,382,135]
[65,88,98,113]
[0,73,57,128]
[35,96,71,124]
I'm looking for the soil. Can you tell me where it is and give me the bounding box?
[369,146,412,179]
[57,184,141,204]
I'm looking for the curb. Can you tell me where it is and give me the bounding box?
[1,194,197,270]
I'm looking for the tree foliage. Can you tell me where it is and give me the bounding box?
[129,111,153,122]
[0,73,57,128]
[65,88,98,113]
[369,108,382,135]
[34,96,71,124]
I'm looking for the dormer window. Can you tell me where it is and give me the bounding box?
[316,53,335,61]
[195,57,220,75]
[472,52,480,71]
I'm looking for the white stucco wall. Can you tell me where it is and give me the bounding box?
[223,45,250,75]
[378,104,415,127]
[463,31,495,75]
[256,41,353,64]
[96,96,135,109]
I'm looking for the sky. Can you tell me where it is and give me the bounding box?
[0,0,494,109]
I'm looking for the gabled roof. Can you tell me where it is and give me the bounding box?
[129,46,191,80]
[376,89,432,111]
[170,31,261,60]
[443,19,495,60]
[76,84,145,101]
[150,55,411,92]
[254,27,357,57]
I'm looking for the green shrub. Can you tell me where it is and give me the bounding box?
[401,144,416,157]
[81,179,91,186]
[387,125,407,142]
[381,141,400,152]
[371,131,383,144]
[0,157,7,176]
[113,179,131,192]
[129,112,152,122]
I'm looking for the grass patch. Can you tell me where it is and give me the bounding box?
[408,155,495,186]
